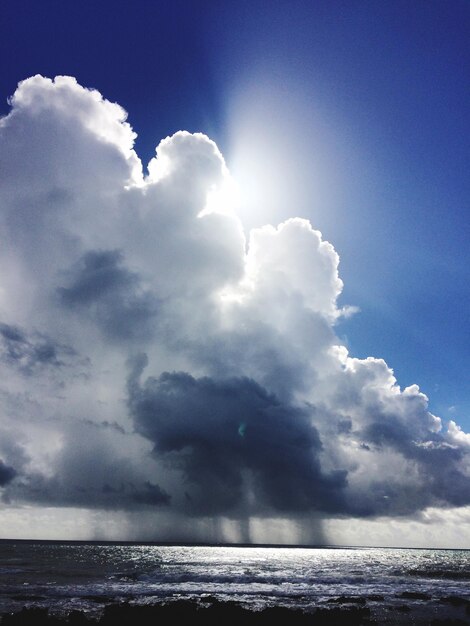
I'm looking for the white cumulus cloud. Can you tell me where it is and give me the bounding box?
[0,75,469,543]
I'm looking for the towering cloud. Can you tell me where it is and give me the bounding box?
[0,75,468,542]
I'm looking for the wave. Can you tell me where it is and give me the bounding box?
[407,569,470,580]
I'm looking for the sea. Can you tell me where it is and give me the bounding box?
[0,541,469,624]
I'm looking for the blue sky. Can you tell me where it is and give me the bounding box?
[0,1,469,543]
[2,0,467,425]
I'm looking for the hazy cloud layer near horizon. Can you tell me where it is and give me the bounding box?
[0,75,469,542]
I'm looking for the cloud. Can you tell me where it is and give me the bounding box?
[4,419,170,511]
[127,355,346,517]
[11,473,170,510]
[0,460,16,487]
[57,249,158,341]
[0,74,469,542]
[0,322,76,373]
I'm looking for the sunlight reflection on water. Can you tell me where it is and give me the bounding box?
[0,543,469,618]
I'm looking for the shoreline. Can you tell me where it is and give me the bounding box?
[1,596,470,626]
[0,600,381,626]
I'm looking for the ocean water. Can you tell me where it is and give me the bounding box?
[0,541,469,623]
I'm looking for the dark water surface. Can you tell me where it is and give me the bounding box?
[0,541,469,623]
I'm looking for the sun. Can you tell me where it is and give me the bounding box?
[199,172,241,218]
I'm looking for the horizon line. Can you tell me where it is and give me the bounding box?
[0,538,467,552]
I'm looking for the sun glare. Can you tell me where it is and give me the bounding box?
[199,174,240,218]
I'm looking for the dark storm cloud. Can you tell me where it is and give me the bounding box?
[81,418,128,435]
[11,474,170,509]
[58,250,130,305]
[0,322,75,374]
[360,419,470,512]
[2,417,170,510]
[127,354,347,517]
[0,460,16,487]
[58,250,158,341]
[126,481,171,506]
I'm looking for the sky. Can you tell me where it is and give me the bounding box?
[0,0,469,547]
